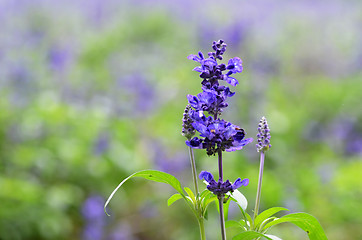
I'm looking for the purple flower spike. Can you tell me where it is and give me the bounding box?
[185,40,251,155]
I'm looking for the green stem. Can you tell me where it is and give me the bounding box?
[253,151,265,221]
[188,146,199,195]
[218,196,227,240]
[187,146,205,240]
[198,217,206,240]
[217,150,227,240]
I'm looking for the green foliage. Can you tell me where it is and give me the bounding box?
[232,231,273,240]
[230,205,327,240]
[167,193,183,206]
[104,170,185,216]
[254,207,289,230]
[263,213,328,240]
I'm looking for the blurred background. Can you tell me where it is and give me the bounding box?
[0,0,361,239]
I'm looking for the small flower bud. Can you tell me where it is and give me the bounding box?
[256,116,272,152]
[181,105,196,140]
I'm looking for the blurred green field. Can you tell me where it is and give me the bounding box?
[0,0,362,239]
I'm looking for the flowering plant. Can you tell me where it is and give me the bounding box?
[104,40,327,240]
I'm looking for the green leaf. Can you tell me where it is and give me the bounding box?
[104,170,185,216]
[232,231,273,240]
[167,193,183,206]
[226,220,244,229]
[255,207,289,228]
[235,204,253,230]
[184,187,196,204]
[263,212,328,240]
[228,189,248,210]
[223,197,232,220]
[244,211,253,230]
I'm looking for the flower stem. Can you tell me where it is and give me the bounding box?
[198,217,206,240]
[188,146,199,196]
[218,196,227,240]
[253,151,265,220]
[188,146,205,240]
[217,150,227,240]
[218,149,223,181]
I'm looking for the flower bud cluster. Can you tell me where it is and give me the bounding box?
[256,116,272,152]
[181,105,196,140]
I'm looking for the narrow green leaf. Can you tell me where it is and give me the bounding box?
[184,187,196,204]
[200,189,210,199]
[104,170,184,216]
[258,217,277,231]
[244,211,253,230]
[232,231,273,240]
[223,197,231,220]
[202,195,217,218]
[167,193,183,206]
[263,212,328,240]
[226,220,244,229]
[255,207,289,228]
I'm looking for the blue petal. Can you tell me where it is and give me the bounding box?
[199,171,214,183]
[192,122,210,138]
[238,138,253,147]
[225,76,239,86]
[185,137,203,149]
[227,57,243,73]
[232,178,249,189]
[224,126,237,139]
[187,94,199,108]
[187,54,202,62]
[193,66,203,72]
[198,91,216,106]
[226,138,253,152]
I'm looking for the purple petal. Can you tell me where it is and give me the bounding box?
[187,94,198,108]
[226,138,253,152]
[225,76,239,86]
[192,122,210,138]
[199,171,214,183]
[185,137,203,149]
[224,126,237,139]
[198,91,216,105]
[232,178,249,189]
[193,66,203,72]
[187,54,202,62]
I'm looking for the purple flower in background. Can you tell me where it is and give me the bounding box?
[48,45,72,72]
[199,171,248,196]
[82,195,105,220]
[93,133,110,155]
[82,195,106,240]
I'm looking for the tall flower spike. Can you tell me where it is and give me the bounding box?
[256,116,272,152]
[181,105,196,140]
